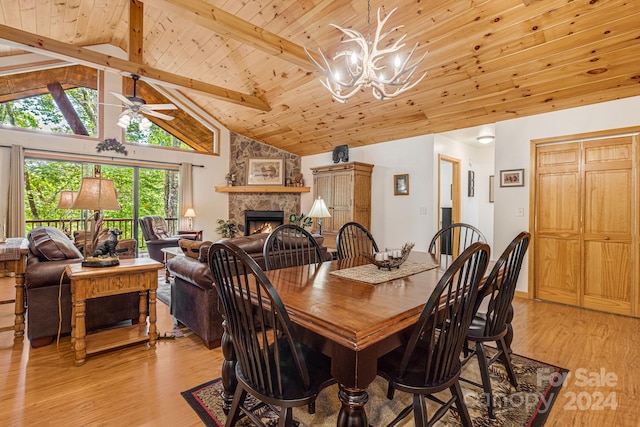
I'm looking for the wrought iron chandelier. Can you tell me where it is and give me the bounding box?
[305,1,427,103]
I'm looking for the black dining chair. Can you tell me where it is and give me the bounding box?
[336,221,379,259]
[263,224,325,270]
[461,231,530,419]
[378,242,490,427]
[208,241,335,427]
[428,223,487,269]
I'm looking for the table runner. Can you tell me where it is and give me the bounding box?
[330,260,438,284]
[0,238,24,261]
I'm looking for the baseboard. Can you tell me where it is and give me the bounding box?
[515,290,530,299]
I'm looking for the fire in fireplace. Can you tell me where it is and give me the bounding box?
[244,210,285,235]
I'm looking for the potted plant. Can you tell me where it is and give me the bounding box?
[289,213,312,229]
[216,219,239,239]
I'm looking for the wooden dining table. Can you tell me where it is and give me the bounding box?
[219,255,501,426]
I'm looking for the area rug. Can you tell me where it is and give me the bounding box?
[181,350,568,426]
[156,274,171,307]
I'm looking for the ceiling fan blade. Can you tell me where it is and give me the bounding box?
[145,103,178,111]
[110,91,134,106]
[142,110,174,121]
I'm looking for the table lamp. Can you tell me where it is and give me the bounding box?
[308,197,331,235]
[184,208,196,231]
[71,177,121,267]
[57,190,78,238]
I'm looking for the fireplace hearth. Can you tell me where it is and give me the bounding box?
[244,210,285,235]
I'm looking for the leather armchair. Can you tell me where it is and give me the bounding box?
[138,216,184,262]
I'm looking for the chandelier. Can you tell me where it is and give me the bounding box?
[305,1,427,103]
[117,110,152,131]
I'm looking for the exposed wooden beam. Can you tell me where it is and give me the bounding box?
[140,0,317,69]
[129,0,144,64]
[47,82,89,136]
[0,24,271,112]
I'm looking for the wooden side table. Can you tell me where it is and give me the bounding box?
[65,258,163,366]
[0,238,29,338]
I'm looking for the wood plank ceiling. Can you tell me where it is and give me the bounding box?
[0,0,638,156]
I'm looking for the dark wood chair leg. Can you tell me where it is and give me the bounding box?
[498,337,518,387]
[225,387,246,427]
[451,381,473,427]
[475,341,496,419]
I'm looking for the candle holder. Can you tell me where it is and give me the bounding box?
[362,242,415,271]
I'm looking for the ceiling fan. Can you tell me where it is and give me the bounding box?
[111,74,177,129]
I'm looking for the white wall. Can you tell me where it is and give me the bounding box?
[302,134,494,259]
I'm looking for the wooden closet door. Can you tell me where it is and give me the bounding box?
[314,172,334,231]
[581,136,635,316]
[535,143,581,306]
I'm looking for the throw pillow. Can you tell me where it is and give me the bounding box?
[28,226,83,261]
[179,239,203,259]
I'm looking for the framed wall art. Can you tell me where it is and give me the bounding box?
[394,174,409,196]
[500,169,525,187]
[246,157,285,186]
[468,170,475,197]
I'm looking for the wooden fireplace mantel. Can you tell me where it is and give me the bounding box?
[214,186,310,193]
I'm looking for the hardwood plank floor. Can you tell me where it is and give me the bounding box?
[0,275,638,426]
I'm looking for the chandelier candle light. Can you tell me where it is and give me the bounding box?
[305,1,427,103]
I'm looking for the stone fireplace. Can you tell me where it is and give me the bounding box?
[227,133,303,234]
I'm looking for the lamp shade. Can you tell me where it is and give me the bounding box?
[57,191,78,209]
[308,197,331,218]
[184,208,196,218]
[71,177,121,211]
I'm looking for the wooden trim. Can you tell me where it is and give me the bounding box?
[141,0,317,69]
[0,24,270,112]
[214,186,310,193]
[514,290,530,300]
[129,0,144,64]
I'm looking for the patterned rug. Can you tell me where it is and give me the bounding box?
[181,350,567,426]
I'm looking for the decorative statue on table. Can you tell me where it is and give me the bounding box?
[84,229,122,267]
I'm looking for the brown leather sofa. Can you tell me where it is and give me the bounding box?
[25,226,140,348]
[166,233,330,349]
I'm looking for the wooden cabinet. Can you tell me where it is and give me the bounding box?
[311,162,374,237]
[534,135,638,317]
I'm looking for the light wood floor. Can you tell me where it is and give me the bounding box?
[0,275,638,426]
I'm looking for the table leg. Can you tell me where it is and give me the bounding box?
[337,385,368,427]
[220,319,237,414]
[147,289,157,348]
[13,268,26,337]
[73,299,87,366]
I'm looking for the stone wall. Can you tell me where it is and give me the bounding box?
[228,133,302,234]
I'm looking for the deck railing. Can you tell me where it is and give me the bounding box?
[25,217,179,250]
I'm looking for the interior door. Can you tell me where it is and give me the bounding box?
[534,135,638,316]
[534,143,581,306]
[581,136,635,316]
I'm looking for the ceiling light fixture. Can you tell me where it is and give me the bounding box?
[117,110,152,131]
[476,135,495,144]
[305,1,427,103]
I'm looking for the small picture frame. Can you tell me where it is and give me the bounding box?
[246,157,285,186]
[394,174,409,196]
[489,175,495,202]
[468,170,475,197]
[500,169,525,187]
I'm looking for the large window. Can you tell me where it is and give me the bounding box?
[1,87,98,137]
[24,158,181,249]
